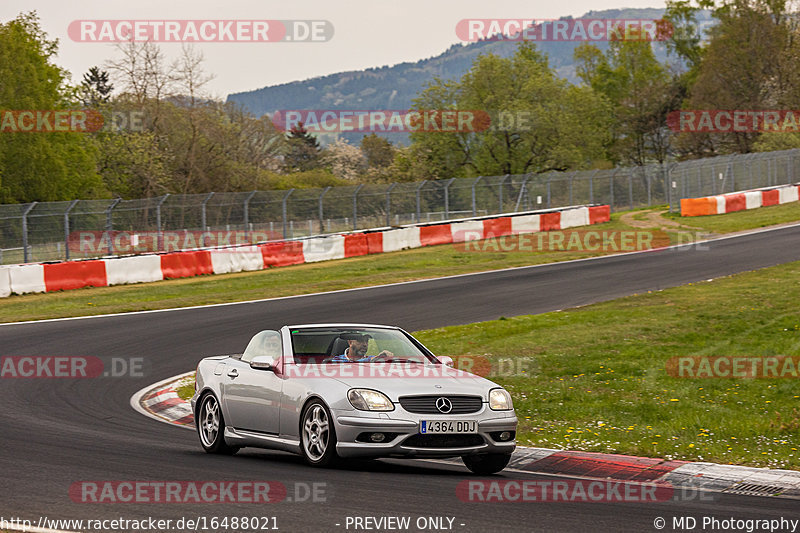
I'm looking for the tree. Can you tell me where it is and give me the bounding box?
[575,40,683,165]
[411,43,611,178]
[80,66,113,106]
[321,138,366,180]
[283,122,321,172]
[0,12,103,203]
[672,0,798,156]
[360,134,395,168]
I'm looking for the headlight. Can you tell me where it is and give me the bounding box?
[489,388,513,411]
[348,389,394,411]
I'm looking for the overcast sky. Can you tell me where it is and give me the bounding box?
[2,1,666,100]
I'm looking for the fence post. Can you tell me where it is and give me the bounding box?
[21,202,37,263]
[628,170,634,210]
[282,188,294,239]
[154,195,168,252]
[318,186,331,234]
[589,170,599,204]
[385,183,397,227]
[64,199,79,261]
[443,177,456,219]
[471,176,483,216]
[568,173,574,205]
[415,180,427,223]
[498,174,510,214]
[609,170,619,212]
[243,190,256,242]
[353,184,363,231]
[201,192,214,247]
[514,174,531,212]
[105,198,121,255]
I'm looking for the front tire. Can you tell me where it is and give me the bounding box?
[197,393,239,455]
[462,453,512,475]
[300,400,339,467]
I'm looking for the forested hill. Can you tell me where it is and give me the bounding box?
[227,8,710,120]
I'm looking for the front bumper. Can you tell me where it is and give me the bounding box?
[332,406,517,459]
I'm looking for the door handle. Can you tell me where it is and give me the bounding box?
[227,368,239,378]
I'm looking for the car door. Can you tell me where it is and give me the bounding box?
[222,330,283,435]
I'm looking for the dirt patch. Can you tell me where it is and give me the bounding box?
[620,210,704,232]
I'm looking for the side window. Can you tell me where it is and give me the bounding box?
[241,330,283,363]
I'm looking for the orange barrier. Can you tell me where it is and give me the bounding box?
[540,212,561,231]
[344,233,369,258]
[725,193,746,213]
[483,217,513,238]
[43,260,107,291]
[160,251,213,279]
[260,241,305,267]
[588,205,611,224]
[419,224,453,247]
[681,197,717,217]
[762,189,780,206]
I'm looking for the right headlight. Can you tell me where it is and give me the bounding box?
[348,388,394,411]
[489,388,513,411]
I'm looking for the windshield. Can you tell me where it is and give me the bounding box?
[290,327,432,364]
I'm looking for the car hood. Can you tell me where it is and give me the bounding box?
[327,365,499,399]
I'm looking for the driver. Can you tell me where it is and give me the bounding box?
[330,333,393,362]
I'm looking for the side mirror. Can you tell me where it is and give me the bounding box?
[439,355,454,368]
[250,355,275,371]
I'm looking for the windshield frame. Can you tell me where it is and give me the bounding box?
[288,326,437,364]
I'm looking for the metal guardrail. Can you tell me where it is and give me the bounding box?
[1,149,798,264]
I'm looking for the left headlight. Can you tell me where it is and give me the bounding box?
[489,388,513,411]
[348,389,394,411]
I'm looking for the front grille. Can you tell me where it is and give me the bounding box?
[403,434,485,448]
[399,395,483,414]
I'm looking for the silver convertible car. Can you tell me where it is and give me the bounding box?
[191,324,517,474]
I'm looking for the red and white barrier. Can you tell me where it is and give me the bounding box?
[2,204,611,297]
[560,206,590,229]
[0,267,10,298]
[105,255,163,285]
[8,264,46,294]
[382,227,422,252]
[302,235,345,263]
[681,184,800,216]
[209,248,263,274]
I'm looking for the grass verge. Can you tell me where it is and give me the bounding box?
[414,261,800,469]
[2,202,800,324]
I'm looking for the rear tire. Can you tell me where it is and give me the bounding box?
[462,453,511,475]
[197,393,239,455]
[300,400,339,467]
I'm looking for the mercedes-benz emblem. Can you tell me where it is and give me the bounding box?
[435,397,453,414]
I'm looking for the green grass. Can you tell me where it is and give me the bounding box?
[414,262,800,469]
[2,202,800,324]
[176,376,196,401]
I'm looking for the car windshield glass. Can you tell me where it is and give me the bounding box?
[290,327,432,364]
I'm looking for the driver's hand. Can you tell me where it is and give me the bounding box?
[374,350,393,360]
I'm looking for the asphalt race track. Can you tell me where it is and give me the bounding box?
[2,225,800,532]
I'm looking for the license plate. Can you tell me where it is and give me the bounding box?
[420,420,477,434]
